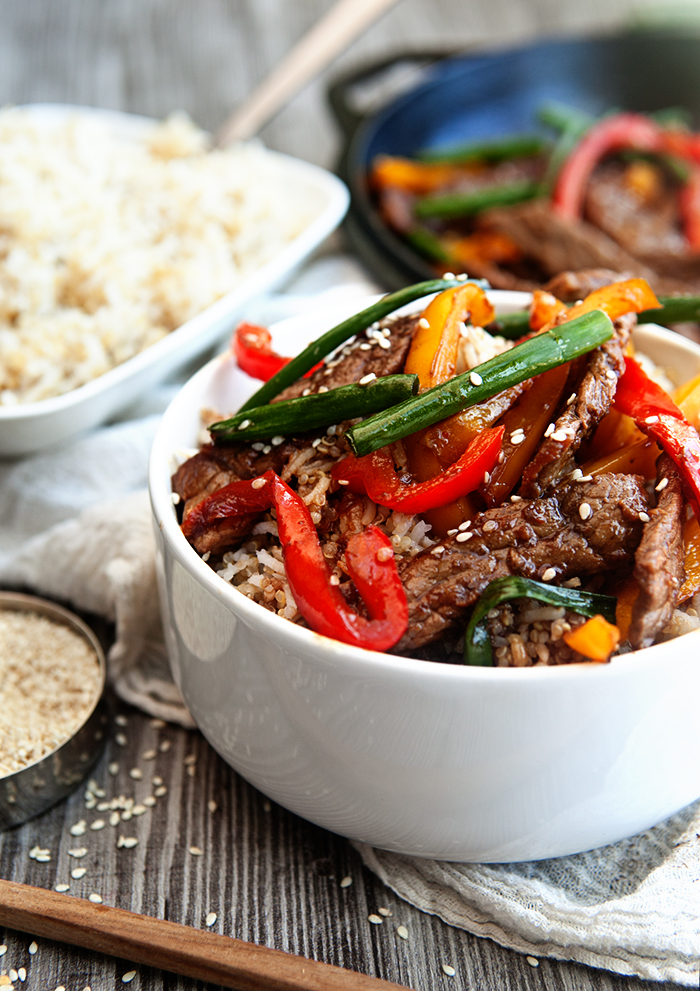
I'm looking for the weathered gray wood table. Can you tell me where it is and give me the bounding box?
[0,1,690,989]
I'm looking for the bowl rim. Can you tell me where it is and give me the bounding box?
[149,290,700,685]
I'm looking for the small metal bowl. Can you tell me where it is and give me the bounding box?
[0,591,108,829]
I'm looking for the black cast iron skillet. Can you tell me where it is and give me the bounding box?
[329,30,700,290]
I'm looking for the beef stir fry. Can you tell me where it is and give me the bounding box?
[371,105,700,308]
[173,273,700,666]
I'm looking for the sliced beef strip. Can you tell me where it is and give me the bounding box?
[585,161,686,259]
[543,268,634,302]
[275,313,418,401]
[396,472,648,650]
[629,455,686,649]
[518,312,635,498]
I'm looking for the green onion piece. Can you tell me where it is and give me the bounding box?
[536,101,595,135]
[210,374,419,443]
[405,226,451,263]
[238,278,475,413]
[539,111,595,195]
[414,180,540,220]
[463,576,618,666]
[417,134,548,165]
[637,295,700,324]
[346,309,613,456]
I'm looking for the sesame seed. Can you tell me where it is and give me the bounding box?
[271,436,284,446]
[189,846,203,856]
[378,908,392,917]
[237,419,251,430]
[121,810,133,821]
[0,947,6,956]
[359,342,372,350]
[527,956,539,967]
[397,925,409,939]
[570,468,583,479]
[644,415,659,425]
[184,754,197,765]
[187,765,196,777]
[443,272,455,279]
[542,567,557,582]
[97,801,110,811]
[639,511,651,523]
[358,373,376,386]
[70,821,87,836]
[251,442,264,451]
[110,812,121,827]
[302,388,311,397]
[150,718,166,729]
[470,371,483,386]
[551,430,568,442]
[318,386,329,394]
[154,786,168,797]
[563,577,582,588]
[376,546,393,563]
[159,740,171,752]
[108,762,119,776]
[378,338,391,349]
[90,820,106,831]
[578,474,593,482]
[482,520,498,532]
[9,972,17,983]
[483,471,490,485]
[55,884,70,892]
[142,749,157,761]
[115,733,127,747]
[71,867,87,879]
[606,369,618,381]
[28,944,37,956]
[143,796,156,807]
[153,776,163,786]
[329,574,340,585]
[431,545,446,554]
[205,912,217,927]
[458,521,470,531]
[418,317,430,329]
[251,477,267,489]
[208,800,218,813]
[457,272,468,281]
[566,393,577,405]
[121,837,139,849]
[170,492,180,505]
[510,494,522,502]
[121,972,137,984]
[455,532,473,543]
[129,768,143,781]
[656,477,669,491]
[115,714,128,726]
[544,423,555,437]
[68,848,88,858]
[368,914,383,925]
[88,893,103,904]
[446,528,458,535]
[442,964,456,977]
[579,503,592,521]
[55,986,66,991]
[511,432,525,445]
[262,445,272,454]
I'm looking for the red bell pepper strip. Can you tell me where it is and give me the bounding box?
[233,322,291,381]
[181,470,408,651]
[613,356,700,516]
[552,113,665,220]
[331,426,504,514]
[679,166,700,252]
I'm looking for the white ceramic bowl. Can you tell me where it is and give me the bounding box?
[149,291,700,862]
[0,105,349,456]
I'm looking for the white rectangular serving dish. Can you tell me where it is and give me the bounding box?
[0,104,349,456]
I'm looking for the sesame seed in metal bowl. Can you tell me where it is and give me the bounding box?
[149,286,700,862]
[0,592,107,829]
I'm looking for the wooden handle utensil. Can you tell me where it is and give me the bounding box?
[215,0,402,145]
[0,879,411,991]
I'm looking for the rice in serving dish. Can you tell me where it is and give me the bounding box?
[0,109,320,405]
[171,272,700,667]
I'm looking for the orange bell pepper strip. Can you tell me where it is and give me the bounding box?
[563,614,621,662]
[678,515,700,602]
[565,278,660,324]
[370,155,480,195]
[585,409,648,461]
[483,363,569,506]
[614,577,640,643]
[580,437,661,481]
[422,384,528,466]
[529,290,567,331]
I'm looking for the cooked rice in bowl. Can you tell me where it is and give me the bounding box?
[0,108,320,404]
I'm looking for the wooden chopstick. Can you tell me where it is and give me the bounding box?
[0,880,411,991]
[215,0,402,146]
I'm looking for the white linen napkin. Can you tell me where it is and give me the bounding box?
[1,255,698,985]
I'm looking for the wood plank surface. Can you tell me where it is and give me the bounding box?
[0,1,692,990]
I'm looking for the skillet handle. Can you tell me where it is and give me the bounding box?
[327,49,454,140]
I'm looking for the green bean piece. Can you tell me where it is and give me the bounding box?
[487,310,531,339]
[539,111,595,195]
[414,180,540,220]
[405,226,451,263]
[463,576,618,666]
[417,133,548,165]
[210,374,419,443]
[637,295,700,324]
[536,101,595,134]
[346,309,614,456]
[237,278,475,413]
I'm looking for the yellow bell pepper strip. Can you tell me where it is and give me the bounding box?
[585,409,648,461]
[332,427,504,514]
[483,363,569,506]
[614,577,640,643]
[463,576,617,666]
[405,283,495,390]
[678,515,700,602]
[673,370,700,407]
[562,615,621,663]
[529,290,567,331]
[181,470,408,652]
[613,356,700,517]
[674,370,700,431]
